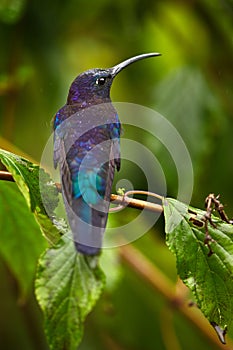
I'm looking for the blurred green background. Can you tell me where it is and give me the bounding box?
[0,0,233,349]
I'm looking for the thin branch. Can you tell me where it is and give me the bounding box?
[110,193,163,213]
[205,193,232,224]
[0,170,163,213]
[0,171,15,182]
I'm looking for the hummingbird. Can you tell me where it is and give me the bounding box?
[53,52,161,255]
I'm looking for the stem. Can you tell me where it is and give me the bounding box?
[0,171,15,182]
[110,193,163,213]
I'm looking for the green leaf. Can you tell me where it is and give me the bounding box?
[0,181,47,297]
[0,148,61,245]
[35,235,105,350]
[163,197,233,342]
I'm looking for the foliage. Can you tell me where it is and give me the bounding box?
[36,237,104,350]
[164,197,233,343]
[0,0,232,349]
[0,149,61,244]
[0,149,105,349]
[0,181,46,297]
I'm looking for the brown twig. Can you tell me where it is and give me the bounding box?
[110,193,163,213]
[202,193,233,257]
[0,171,15,182]
[206,194,232,224]
[202,194,216,257]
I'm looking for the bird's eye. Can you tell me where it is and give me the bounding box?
[96,77,106,85]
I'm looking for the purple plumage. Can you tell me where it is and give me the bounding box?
[53,53,160,255]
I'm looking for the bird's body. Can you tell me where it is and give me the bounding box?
[54,99,120,255]
[53,53,160,255]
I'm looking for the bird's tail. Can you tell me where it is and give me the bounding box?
[65,196,109,255]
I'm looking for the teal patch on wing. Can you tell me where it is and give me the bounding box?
[96,172,106,198]
[72,179,81,198]
[72,168,106,204]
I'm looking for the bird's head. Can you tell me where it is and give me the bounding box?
[67,69,114,105]
[67,53,161,106]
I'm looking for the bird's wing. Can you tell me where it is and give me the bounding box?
[110,117,121,171]
[53,127,62,169]
[54,125,116,255]
[112,137,120,171]
[54,128,73,206]
[53,104,121,255]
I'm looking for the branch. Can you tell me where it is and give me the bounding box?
[110,192,163,213]
[0,170,14,182]
[0,170,163,213]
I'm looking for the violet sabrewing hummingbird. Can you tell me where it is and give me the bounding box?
[53,52,161,255]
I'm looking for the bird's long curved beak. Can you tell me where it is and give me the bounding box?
[111,52,161,76]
